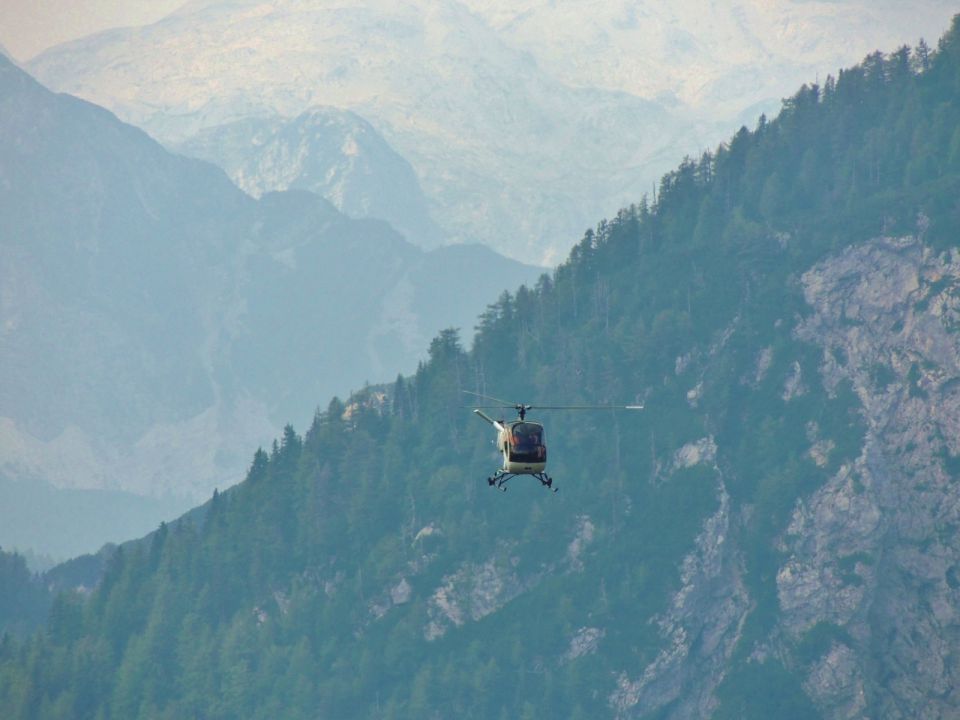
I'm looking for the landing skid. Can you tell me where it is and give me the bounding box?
[486,470,557,493]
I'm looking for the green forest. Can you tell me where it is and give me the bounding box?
[3,17,960,719]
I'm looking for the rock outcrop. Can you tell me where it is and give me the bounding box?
[610,235,960,718]
[781,236,960,718]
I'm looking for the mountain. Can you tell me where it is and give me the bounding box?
[461,0,958,119]
[174,107,444,247]
[0,52,254,495]
[23,0,695,264]
[0,55,541,555]
[0,474,186,562]
[23,0,956,263]
[4,17,960,719]
[0,549,49,638]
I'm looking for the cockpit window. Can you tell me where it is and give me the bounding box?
[509,423,546,461]
[511,424,542,446]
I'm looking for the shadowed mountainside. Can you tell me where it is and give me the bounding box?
[0,55,541,555]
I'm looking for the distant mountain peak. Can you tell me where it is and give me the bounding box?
[24,1,957,263]
[23,0,686,263]
[174,107,445,247]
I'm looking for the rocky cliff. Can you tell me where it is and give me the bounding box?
[603,234,960,718]
[783,235,960,718]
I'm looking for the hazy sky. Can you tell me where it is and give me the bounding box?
[0,0,186,60]
[3,1,955,67]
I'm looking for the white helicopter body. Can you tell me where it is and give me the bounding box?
[467,392,642,492]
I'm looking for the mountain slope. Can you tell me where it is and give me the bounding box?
[0,549,49,638]
[4,16,960,720]
[0,475,186,562]
[0,56,540,554]
[174,107,444,247]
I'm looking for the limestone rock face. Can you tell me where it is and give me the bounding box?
[605,235,960,719]
[784,237,960,718]
[425,550,530,641]
[611,482,749,720]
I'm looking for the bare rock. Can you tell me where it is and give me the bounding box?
[609,481,749,719]
[788,236,960,717]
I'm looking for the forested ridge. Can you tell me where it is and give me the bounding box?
[4,17,960,719]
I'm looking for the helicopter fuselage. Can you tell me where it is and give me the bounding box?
[497,420,547,475]
[472,408,555,490]
[469,393,641,492]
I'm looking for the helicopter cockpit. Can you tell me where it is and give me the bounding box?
[508,422,546,463]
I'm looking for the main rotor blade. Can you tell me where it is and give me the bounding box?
[462,390,644,412]
[529,404,645,411]
[462,389,518,407]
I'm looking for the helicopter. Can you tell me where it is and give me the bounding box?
[465,391,643,492]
